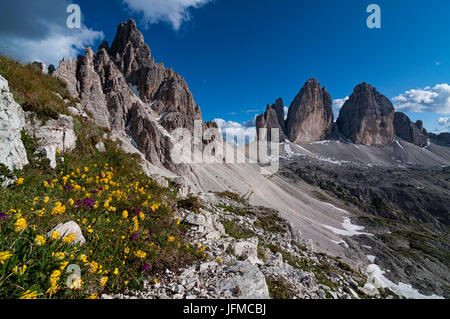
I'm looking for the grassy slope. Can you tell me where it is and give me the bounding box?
[0,56,204,299]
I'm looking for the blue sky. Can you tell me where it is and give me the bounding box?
[1,0,449,134]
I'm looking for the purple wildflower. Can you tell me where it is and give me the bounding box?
[131,233,139,241]
[75,200,83,208]
[142,263,150,272]
[0,213,8,220]
[83,198,95,209]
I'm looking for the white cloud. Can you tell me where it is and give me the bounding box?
[392,83,450,114]
[214,118,256,146]
[0,0,104,67]
[2,26,104,67]
[438,117,450,130]
[122,0,211,30]
[332,97,349,120]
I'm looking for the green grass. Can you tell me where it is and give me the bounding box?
[0,55,79,121]
[215,191,245,204]
[266,276,296,299]
[222,219,256,240]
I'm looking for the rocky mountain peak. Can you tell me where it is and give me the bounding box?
[50,19,208,174]
[336,82,395,146]
[110,19,148,59]
[285,78,334,144]
[255,103,286,143]
[394,112,428,147]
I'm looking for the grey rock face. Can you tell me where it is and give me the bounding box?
[219,261,270,299]
[336,83,395,146]
[286,79,334,144]
[25,114,77,168]
[394,112,429,147]
[51,20,203,175]
[231,237,261,265]
[256,102,286,143]
[0,75,29,172]
[109,19,203,133]
[428,132,450,147]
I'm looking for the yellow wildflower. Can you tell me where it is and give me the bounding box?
[89,261,99,274]
[50,231,60,240]
[43,196,50,204]
[99,276,108,287]
[134,250,146,259]
[19,290,39,299]
[0,251,13,264]
[53,252,65,260]
[34,235,46,246]
[51,202,66,215]
[13,265,27,275]
[87,293,98,299]
[63,233,76,244]
[68,274,83,290]
[16,178,24,185]
[14,218,27,232]
[68,198,75,206]
[168,236,175,243]
[122,210,129,219]
[113,268,119,275]
[60,261,69,271]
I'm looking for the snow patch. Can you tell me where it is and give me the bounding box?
[128,83,139,97]
[367,255,376,263]
[366,264,444,299]
[323,202,350,215]
[395,140,405,151]
[331,239,349,248]
[323,217,373,237]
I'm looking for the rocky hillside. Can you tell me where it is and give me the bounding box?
[0,42,402,300]
[48,19,213,175]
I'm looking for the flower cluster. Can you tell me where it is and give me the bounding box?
[0,158,203,299]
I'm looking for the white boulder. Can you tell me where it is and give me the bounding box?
[0,75,29,174]
[47,221,86,245]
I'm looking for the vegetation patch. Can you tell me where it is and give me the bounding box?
[222,219,255,240]
[0,56,205,299]
[0,55,78,122]
[266,276,296,299]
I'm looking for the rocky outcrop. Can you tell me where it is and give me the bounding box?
[32,62,47,74]
[100,193,385,300]
[51,19,205,175]
[394,112,429,147]
[255,102,286,142]
[0,75,29,172]
[428,132,450,147]
[25,113,77,168]
[286,79,334,144]
[336,83,395,146]
[109,19,202,133]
